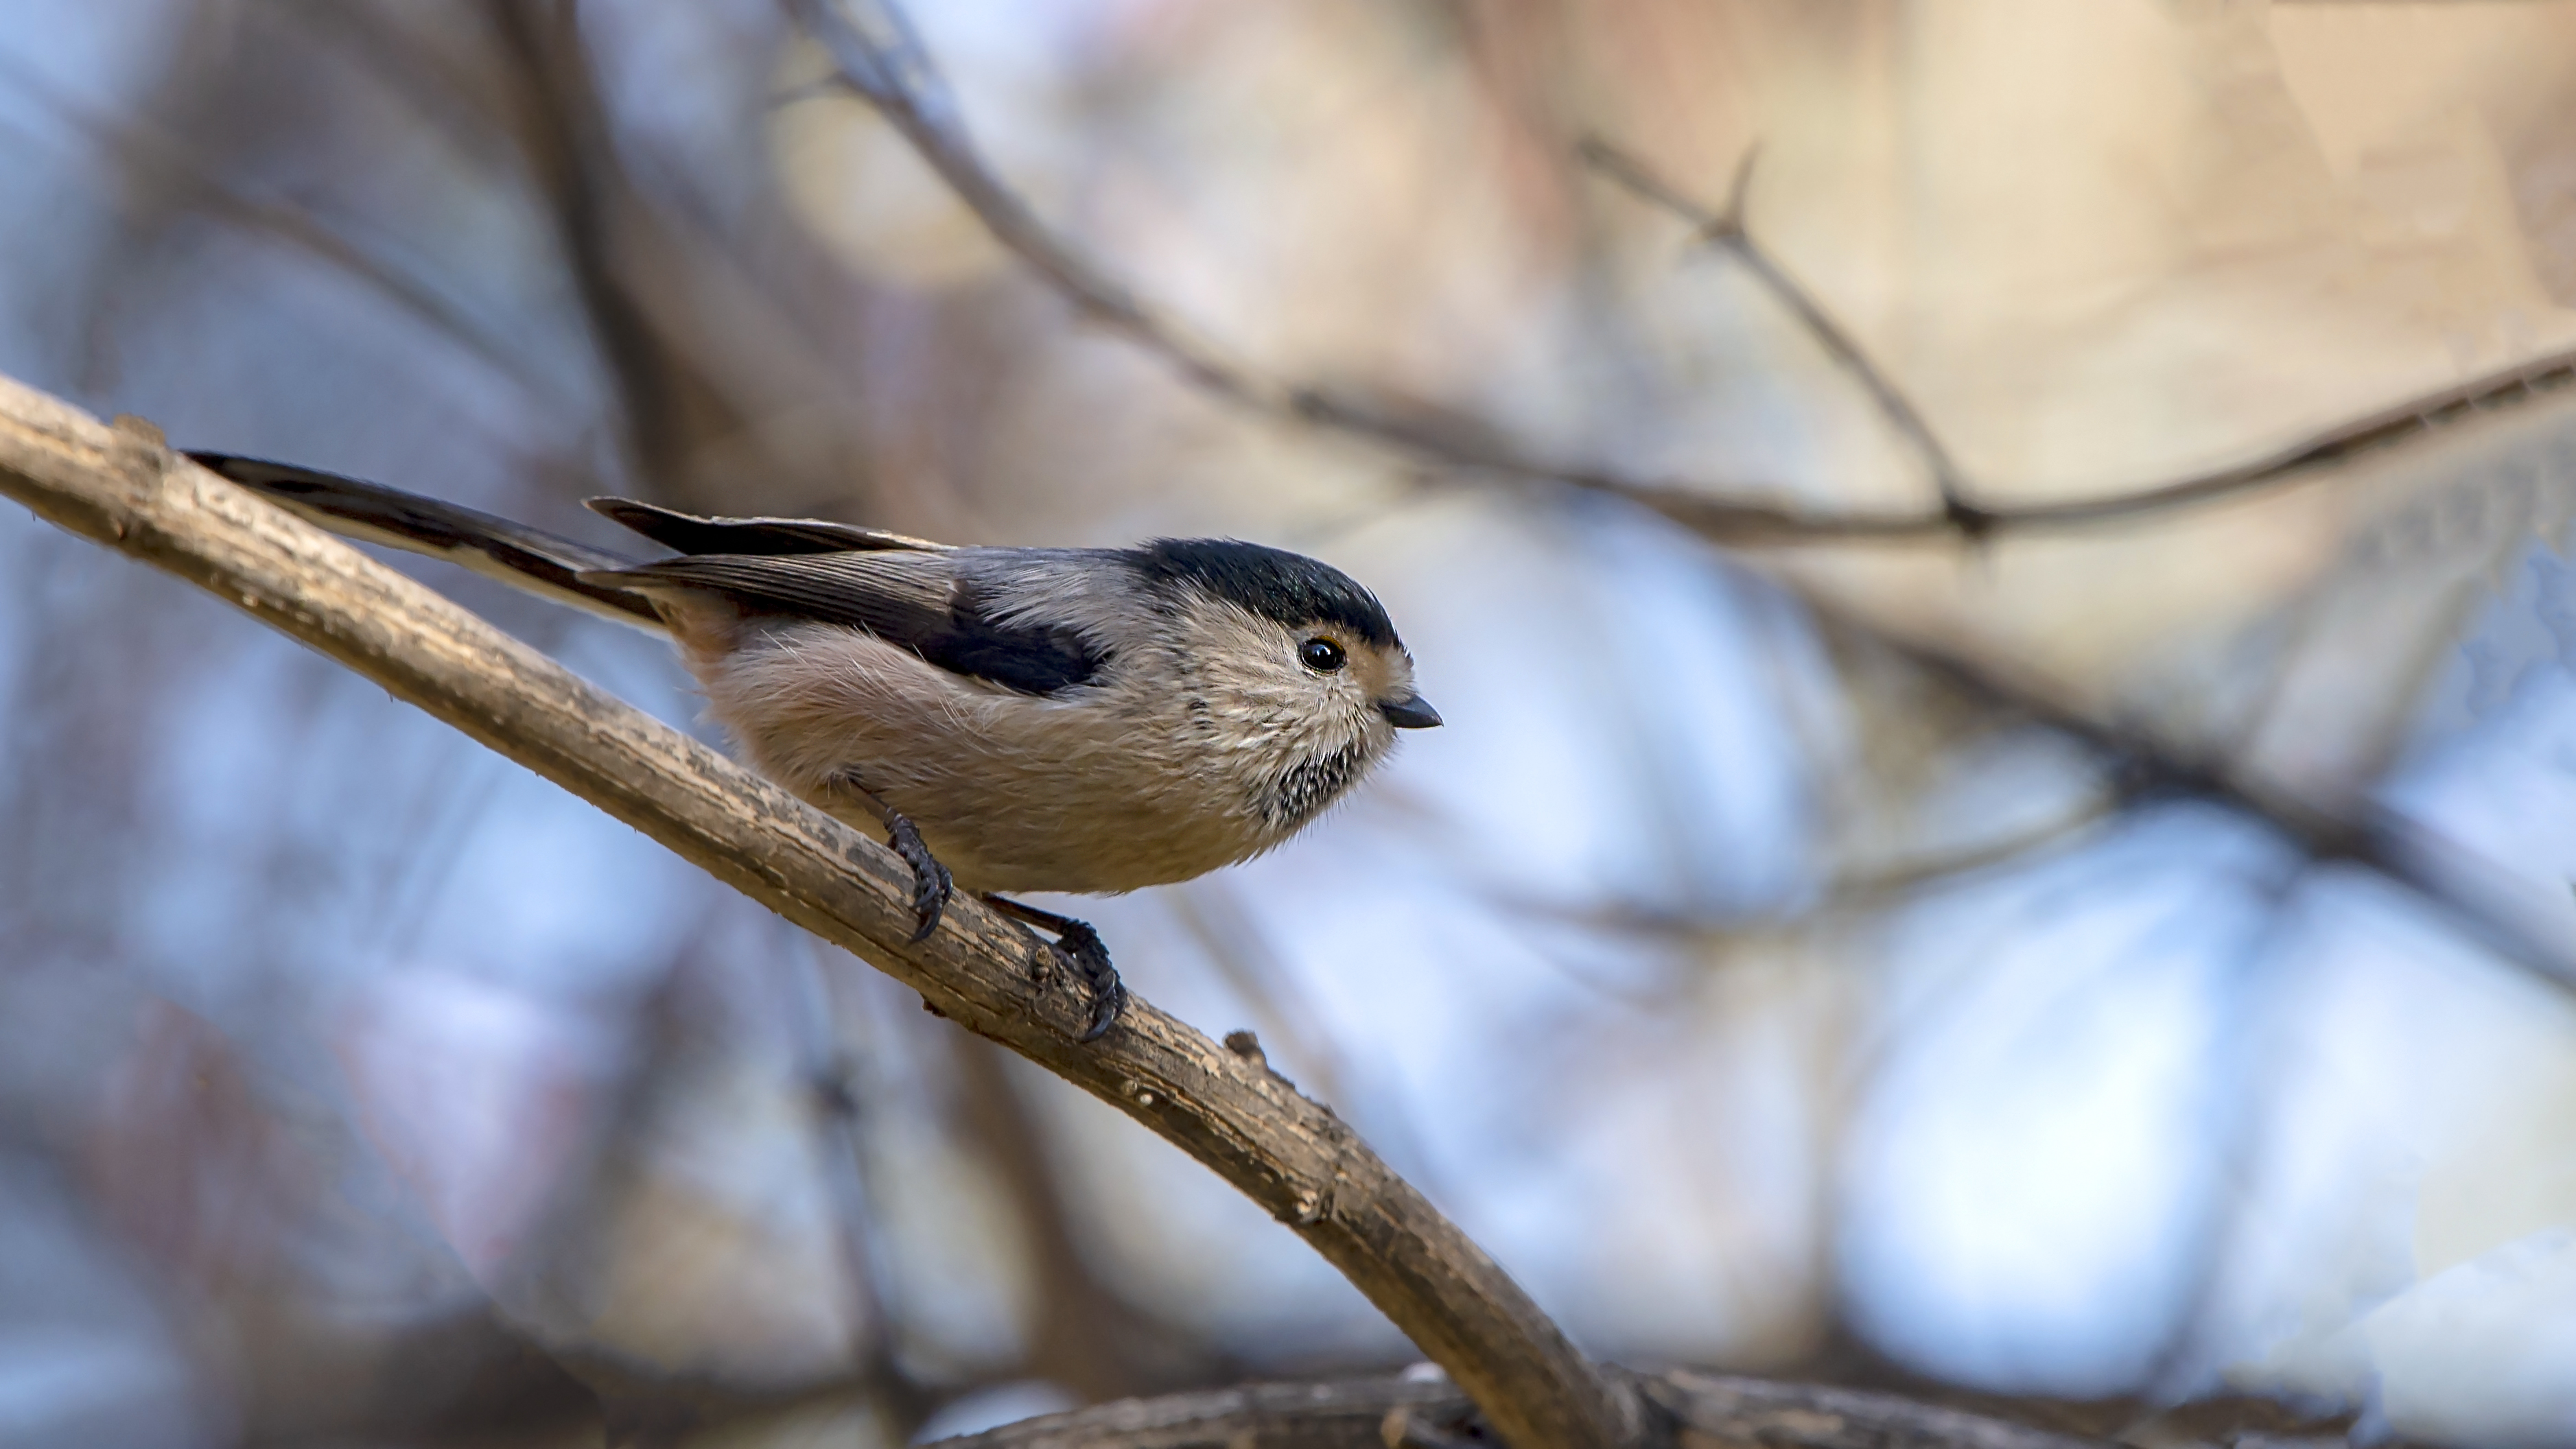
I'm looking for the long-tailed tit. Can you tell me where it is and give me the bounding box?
[190,454,1440,1039]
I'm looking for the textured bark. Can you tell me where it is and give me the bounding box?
[0,374,1640,1449]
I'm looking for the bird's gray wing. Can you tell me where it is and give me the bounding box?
[585,497,950,557]
[587,551,1105,694]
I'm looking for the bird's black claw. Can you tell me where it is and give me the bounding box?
[1049,921,1126,1042]
[884,815,952,943]
[981,895,1124,1042]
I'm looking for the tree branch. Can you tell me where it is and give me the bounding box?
[488,0,749,508]
[0,375,1640,1449]
[786,0,1281,410]
[921,1368,2114,1449]
[1796,597,2576,993]
[1572,136,2576,541]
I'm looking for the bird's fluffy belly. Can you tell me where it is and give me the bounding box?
[700,625,1286,894]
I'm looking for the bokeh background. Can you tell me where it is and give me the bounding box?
[7,2,2576,1446]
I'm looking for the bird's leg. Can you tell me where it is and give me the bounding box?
[832,774,951,943]
[981,895,1126,1042]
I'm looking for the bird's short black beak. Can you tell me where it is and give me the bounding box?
[1379,693,1442,729]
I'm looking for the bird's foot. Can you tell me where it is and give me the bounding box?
[1049,920,1126,1044]
[983,895,1126,1042]
[832,773,952,943]
[882,813,952,943]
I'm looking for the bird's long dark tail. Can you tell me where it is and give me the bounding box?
[188,453,667,630]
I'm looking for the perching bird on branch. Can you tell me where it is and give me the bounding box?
[187,454,1440,1039]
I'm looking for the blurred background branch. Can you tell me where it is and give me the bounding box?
[932,1368,2119,1449]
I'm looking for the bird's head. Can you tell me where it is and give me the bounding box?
[1127,538,1438,831]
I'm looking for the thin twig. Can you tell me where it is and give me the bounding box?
[0,381,1643,1449]
[786,0,1281,410]
[1503,794,2119,956]
[1578,137,1980,529]
[2129,868,2307,1409]
[780,941,898,1387]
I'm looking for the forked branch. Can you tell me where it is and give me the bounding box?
[1575,138,1979,527]
[1573,137,2576,540]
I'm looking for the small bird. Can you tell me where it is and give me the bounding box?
[189,454,1440,1039]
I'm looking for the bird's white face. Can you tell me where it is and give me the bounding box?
[1169,596,1433,835]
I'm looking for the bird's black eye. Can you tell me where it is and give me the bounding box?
[1300,637,1346,673]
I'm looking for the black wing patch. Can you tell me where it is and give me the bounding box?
[589,554,1103,695]
[923,578,1103,694]
[587,497,948,558]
